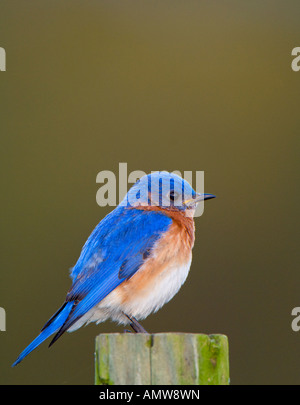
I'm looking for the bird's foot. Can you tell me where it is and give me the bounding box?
[124,313,149,334]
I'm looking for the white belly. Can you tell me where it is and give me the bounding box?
[113,256,192,322]
[68,256,192,331]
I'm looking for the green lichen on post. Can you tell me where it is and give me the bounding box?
[196,334,229,385]
[95,335,114,385]
[95,333,229,385]
[145,335,153,349]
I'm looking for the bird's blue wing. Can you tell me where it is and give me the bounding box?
[50,206,172,344]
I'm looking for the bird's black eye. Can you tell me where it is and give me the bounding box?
[169,191,178,201]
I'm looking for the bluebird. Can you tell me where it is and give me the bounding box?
[12,171,215,366]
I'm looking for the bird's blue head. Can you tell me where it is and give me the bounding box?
[120,171,215,216]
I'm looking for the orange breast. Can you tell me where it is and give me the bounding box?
[116,211,195,305]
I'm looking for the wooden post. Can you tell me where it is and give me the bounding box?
[95,333,229,385]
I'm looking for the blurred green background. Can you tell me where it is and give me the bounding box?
[1,0,300,385]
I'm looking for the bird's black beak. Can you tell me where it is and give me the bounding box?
[200,193,216,201]
[184,193,216,207]
[194,193,216,203]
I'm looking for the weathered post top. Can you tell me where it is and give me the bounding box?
[95,333,229,385]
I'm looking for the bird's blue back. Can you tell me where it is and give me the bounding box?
[64,206,172,332]
[12,206,172,365]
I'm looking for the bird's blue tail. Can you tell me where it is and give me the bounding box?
[12,301,73,367]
